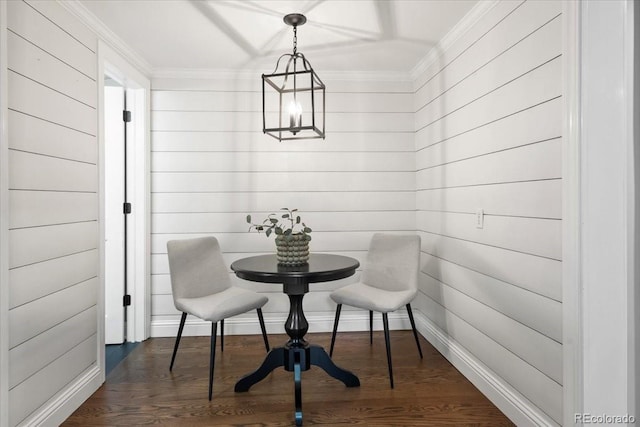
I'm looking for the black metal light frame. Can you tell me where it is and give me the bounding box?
[262,13,325,141]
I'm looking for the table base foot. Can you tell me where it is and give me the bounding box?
[234,344,360,425]
[309,345,360,387]
[234,347,285,392]
[294,356,303,426]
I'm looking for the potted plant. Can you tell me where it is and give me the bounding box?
[246,208,312,266]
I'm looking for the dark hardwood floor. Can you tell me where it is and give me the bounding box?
[63,331,514,426]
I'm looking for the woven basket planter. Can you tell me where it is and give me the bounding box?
[275,234,310,266]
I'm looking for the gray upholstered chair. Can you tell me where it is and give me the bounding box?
[329,233,422,388]
[166,236,270,400]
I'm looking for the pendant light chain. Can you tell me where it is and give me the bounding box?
[293,25,298,55]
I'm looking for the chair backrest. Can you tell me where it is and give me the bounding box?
[166,236,231,301]
[361,233,421,293]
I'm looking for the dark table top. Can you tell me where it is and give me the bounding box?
[231,254,359,284]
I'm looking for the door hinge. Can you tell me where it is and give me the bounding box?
[123,294,131,306]
[123,202,132,214]
[123,110,132,123]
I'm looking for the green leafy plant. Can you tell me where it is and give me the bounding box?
[246,208,312,239]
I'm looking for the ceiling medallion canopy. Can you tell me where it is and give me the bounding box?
[262,13,326,141]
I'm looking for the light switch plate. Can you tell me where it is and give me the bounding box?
[476,208,484,229]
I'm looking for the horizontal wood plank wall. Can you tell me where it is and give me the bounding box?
[6,1,98,425]
[413,0,562,425]
[150,76,416,336]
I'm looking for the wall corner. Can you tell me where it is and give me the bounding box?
[0,0,10,424]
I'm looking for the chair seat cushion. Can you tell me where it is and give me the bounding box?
[175,287,268,323]
[330,282,416,313]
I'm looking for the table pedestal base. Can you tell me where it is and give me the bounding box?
[235,344,360,426]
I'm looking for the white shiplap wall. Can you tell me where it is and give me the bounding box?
[414,0,562,425]
[6,1,99,426]
[149,76,416,335]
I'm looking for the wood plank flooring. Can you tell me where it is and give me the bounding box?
[63,331,515,426]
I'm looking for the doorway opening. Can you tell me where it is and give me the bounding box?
[104,76,127,345]
[98,40,151,378]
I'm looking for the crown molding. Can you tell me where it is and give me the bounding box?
[318,69,413,83]
[57,0,153,78]
[152,68,260,81]
[409,0,499,83]
[152,67,413,83]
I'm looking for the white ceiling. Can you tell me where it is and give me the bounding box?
[79,0,479,75]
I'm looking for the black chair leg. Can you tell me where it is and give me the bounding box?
[382,313,394,389]
[329,304,342,357]
[257,308,270,352]
[209,321,217,401]
[369,310,373,345]
[406,304,423,359]
[220,319,224,352]
[170,312,187,371]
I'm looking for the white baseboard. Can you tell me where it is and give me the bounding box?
[413,311,559,427]
[20,365,102,427]
[150,311,412,338]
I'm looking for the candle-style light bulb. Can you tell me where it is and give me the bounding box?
[289,100,302,134]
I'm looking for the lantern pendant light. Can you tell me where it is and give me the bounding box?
[262,13,325,141]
